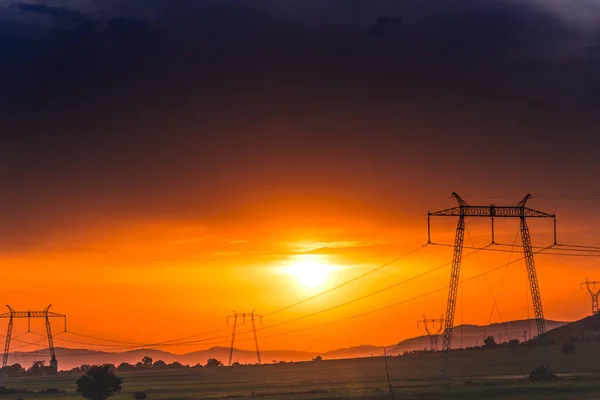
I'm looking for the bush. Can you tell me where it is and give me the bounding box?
[132,391,147,400]
[75,365,123,400]
[205,359,223,368]
[529,365,558,381]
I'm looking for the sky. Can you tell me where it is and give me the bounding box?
[0,0,600,358]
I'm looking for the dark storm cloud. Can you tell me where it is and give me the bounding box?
[0,0,599,251]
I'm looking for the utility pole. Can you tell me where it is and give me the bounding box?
[227,310,262,366]
[0,305,66,371]
[417,315,444,351]
[581,279,600,315]
[428,193,556,379]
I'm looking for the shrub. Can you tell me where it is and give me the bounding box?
[75,365,123,400]
[132,391,147,400]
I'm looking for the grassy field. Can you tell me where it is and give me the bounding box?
[2,342,600,400]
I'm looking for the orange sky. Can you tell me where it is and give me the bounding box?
[1,194,598,356]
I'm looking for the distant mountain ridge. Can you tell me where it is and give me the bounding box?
[7,319,567,370]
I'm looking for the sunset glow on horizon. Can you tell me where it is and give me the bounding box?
[1,0,600,374]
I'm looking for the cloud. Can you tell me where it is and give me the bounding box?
[0,0,599,252]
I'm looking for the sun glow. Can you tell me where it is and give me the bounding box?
[282,255,339,290]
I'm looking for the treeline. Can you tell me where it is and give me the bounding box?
[0,357,227,377]
[0,361,57,377]
[401,336,524,356]
[66,357,225,374]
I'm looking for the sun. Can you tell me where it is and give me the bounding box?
[282,255,338,291]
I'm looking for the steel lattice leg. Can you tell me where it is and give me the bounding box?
[440,216,465,380]
[3,317,13,367]
[520,217,546,336]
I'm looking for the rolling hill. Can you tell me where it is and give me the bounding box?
[6,319,566,370]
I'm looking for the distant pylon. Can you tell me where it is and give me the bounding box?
[227,310,263,366]
[417,315,444,351]
[581,279,600,315]
[0,305,66,371]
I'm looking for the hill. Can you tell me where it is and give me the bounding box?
[533,313,600,344]
[6,319,566,370]
[388,319,566,355]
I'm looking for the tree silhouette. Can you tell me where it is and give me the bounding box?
[75,365,123,400]
[152,360,167,369]
[141,356,153,368]
[312,356,323,362]
[483,336,496,348]
[28,361,45,375]
[205,359,223,368]
[117,362,134,371]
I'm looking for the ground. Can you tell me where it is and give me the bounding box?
[1,342,600,400]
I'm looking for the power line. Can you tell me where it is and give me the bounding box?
[52,247,485,352]
[263,246,425,317]
[431,243,600,257]
[50,246,426,351]
[165,248,489,348]
[2,248,554,357]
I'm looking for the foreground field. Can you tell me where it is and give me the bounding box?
[2,342,600,400]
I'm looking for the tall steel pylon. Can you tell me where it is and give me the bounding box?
[428,193,556,379]
[581,279,600,315]
[0,305,66,371]
[417,315,444,351]
[227,310,262,366]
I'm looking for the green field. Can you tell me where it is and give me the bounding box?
[2,343,600,400]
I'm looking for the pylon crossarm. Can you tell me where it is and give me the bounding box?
[429,206,554,218]
[0,312,66,318]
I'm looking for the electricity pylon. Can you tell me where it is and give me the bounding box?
[417,315,444,351]
[0,305,66,371]
[428,193,556,379]
[581,279,600,315]
[227,310,262,366]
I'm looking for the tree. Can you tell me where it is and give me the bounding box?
[28,361,45,375]
[117,362,134,372]
[483,336,496,348]
[10,364,24,373]
[167,362,184,369]
[205,359,223,368]
[312,356,323,362]
[508,339,520,348]
[141,356,153,368]
[152,360,167,369]
[75,365,123,400]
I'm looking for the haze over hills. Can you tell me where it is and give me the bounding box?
[7,319,566,370]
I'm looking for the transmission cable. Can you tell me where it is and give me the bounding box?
[263,245,425,317]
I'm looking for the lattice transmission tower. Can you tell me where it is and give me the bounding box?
[581,279,600,315]
[227,310,262,366]
[428,193,556,379]
[0,305,66,371]
[417,315,444,351]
